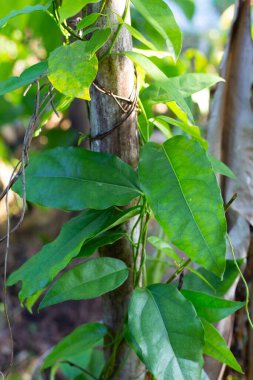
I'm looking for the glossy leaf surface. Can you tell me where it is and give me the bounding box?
[139,137,226,276]
[7,207,140,304]
[43,322,107,368]
[128,284,204,380]
[181,290,244,323]
[131,0,182,58]
[13,147,141,210]
[201,319,243,373]
[40,257,129,309]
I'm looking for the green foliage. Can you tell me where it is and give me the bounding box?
[40,257,129,309]
[42,322,107,368]
[201,319,243,373]
[128,284,204,379]
[139,137,226,276]
[13,147,141,210]
[1,0,245,377]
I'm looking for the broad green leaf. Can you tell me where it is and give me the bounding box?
[208,154,236,179]
[141,74,223,108]
[128,284,204,379]
[42,322,107,368]
[125,25,157,51]
[76,13,100,30]
[201,319,243,373]
[40,257,129,309]
[182,260,244,296]
[131,0,182,59]
[186,266,216,293]
[0,61,48,96]
[86,28,111,56]
[59,0,100,22]
[181,290,244,323]
[0,4,50,28]
[48,38,99,100]
[13,147,141,210]
[7,206,140,304]
[152,115,208,149]
[78,230,126,258]
[139,137,227,276]
[148,236,180,262]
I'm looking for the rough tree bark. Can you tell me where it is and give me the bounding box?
[88,1,144,379]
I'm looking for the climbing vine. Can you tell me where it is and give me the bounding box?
[0,0,250,379]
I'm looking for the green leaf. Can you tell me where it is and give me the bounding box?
[59,0,100,22]
[148,236,180,262]
[141,74,223,107]
[131,0,182,59]
[0,61,48,96]
[128,284,204,379]
[123,52,193,121]
[152,116,208,149]
[139,137,227,276]
[42,322,107,369]
[13,147,141,210]
[78,230,126,258]
[181,290,244,323]
[76,13,100,30]
[40,257,129,309]
[171,0,195,19]
[48,41,98,100]
[0,4,50,28]
[86,28,111,56]
[7,206,140,304]
[208,154,236,179]
[201,319,243,374]
[182,260,244,296]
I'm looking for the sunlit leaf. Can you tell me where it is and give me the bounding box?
[0,4,50,28]
[59,0,100,22]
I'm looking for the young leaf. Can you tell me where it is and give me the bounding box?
[42,322,107,368]
[39,257,129,309]
[201,319,243,374]
[59,0,100,22]
[128,284,204,380]
[76,13,100,31]
[139,137,227,277]
[181,290,245,323]
[207,154,236,179]
[131,0,182,59]
[13,147,141,210]
[77,230,126,258]
[0,4,50,28]
[7,206,140,305]
[0,61,48,96]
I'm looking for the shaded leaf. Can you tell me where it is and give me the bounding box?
[0,61,48,96]
[208,154,236,179]
[128,284,204,380]
[42,322,107,368]
[7,206,140,304]
[182,259,244,297]
[131,0,182,58]
[148,236,179,262]
[40,257,129,309]
[59,0,100,22]
[13,147,141,210]
[78,230,126,258]
[201,319,243,373]
[0,4,50,28]
[181,289,244,323]
[139,137,226,276]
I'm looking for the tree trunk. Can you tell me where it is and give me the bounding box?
[88,1,144,379]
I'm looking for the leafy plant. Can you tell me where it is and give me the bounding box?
[0,0,248,379]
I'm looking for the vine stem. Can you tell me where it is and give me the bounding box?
[99,0,130,62]
[165,259,191,284]
[227,233,253,329]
